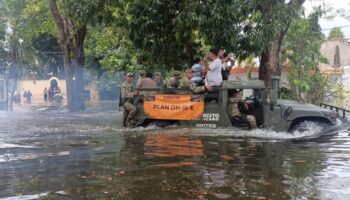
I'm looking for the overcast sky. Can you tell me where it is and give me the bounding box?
[304,0,350,38]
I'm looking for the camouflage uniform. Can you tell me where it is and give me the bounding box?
[228,91,257,129]
[166,77,180,88]
[121,81,137,127]
[179,77,205,94]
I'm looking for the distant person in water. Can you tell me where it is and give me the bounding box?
[44,87,48,102]
[26,90,32,103]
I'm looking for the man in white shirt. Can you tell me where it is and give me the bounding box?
[205,48,223,91]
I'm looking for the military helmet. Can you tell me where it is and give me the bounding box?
[173,70,181,76]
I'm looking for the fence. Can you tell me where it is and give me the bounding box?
[320,103,350,119]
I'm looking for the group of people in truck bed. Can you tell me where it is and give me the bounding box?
[120,47,256,128]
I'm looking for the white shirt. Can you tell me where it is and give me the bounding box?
[221,62,227,70]
[206,58,222,86]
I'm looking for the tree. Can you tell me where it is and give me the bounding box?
[328,27,344,39]
[125,0,306,95]
[31,33,64,79]
[84,25,138,99]
[281,10,343,104]
[0,0,36,111]
[258,0,305,98]
[46,0,116,111]
[126,0,206,70]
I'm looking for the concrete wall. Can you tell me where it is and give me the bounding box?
[18,79,67,103]
[85,81,99,106]
[320,39,350,67]
[17,79,100,105]
[228,67,289,88]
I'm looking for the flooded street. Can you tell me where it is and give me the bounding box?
[1,104,350,200]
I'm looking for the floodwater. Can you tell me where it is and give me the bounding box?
[0,103,350,200]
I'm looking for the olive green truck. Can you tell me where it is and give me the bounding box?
[132,76,348,132]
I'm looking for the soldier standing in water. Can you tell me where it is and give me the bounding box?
[121,73,137,128]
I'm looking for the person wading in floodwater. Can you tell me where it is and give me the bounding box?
[121,73,137,128]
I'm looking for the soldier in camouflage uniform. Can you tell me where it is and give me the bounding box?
[121,73,137,128]
[179,69,206,94]
[228,90,257,129]
[166,71,181,88]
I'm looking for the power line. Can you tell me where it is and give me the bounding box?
[322,25,350,31]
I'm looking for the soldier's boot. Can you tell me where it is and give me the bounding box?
[126,116,136,128]
[122,110,128,127]
[247,115,257,129]
[126,122,135,128]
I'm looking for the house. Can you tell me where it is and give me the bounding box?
[228,67,290,88]
[319,39,350,108]
[320,39,350,68]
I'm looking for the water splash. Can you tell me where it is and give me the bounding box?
[0,192,48,200]
[124,121,347,141]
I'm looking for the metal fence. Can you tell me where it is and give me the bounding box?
[320,103,350,119]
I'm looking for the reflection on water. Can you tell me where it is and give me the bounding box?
[145,134,204,157]
[0,105,350,199]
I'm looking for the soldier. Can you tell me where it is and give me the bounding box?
[136,72,157,91]
[179,69,193,89]
[135,72,157,100]
[179,69,206,94]
[136,70,146,87]
[153,72,164,88]
[166,71,181,88]
[121,73,137,128]
[227,89,257,129]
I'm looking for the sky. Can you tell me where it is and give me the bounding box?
[304,0,350,38]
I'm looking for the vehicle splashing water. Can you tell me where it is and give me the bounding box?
[0,104,350,200]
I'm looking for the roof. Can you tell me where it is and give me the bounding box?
[229,67,259,74]
[229,67,292,74]
[320,67,344,75]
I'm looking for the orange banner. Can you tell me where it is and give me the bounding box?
[144,95,204,120]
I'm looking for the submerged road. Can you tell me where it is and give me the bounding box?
[0,103,350,199]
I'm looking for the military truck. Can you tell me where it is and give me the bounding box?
[132,77,347,132]
[0,76,6,110]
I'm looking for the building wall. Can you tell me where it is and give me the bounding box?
[228,67,289,88]
[320,39,350,67]
[17,79,100,105]
[18,79,67,103]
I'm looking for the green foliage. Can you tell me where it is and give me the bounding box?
[85,25,138,73]
[281,10,343,104]
[328,27,344,39]
[124,0,306,71]
[0,0,38,75]
[31,33,63,78]
[126,0,203,69]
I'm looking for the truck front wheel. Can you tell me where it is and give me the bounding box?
[289,119,332,133]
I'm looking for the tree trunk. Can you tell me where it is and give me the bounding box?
[259,35,284,97]
[49,0,86,111]
[72,26,87,111]
[186,42,194,67]
[259,0,305,98]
